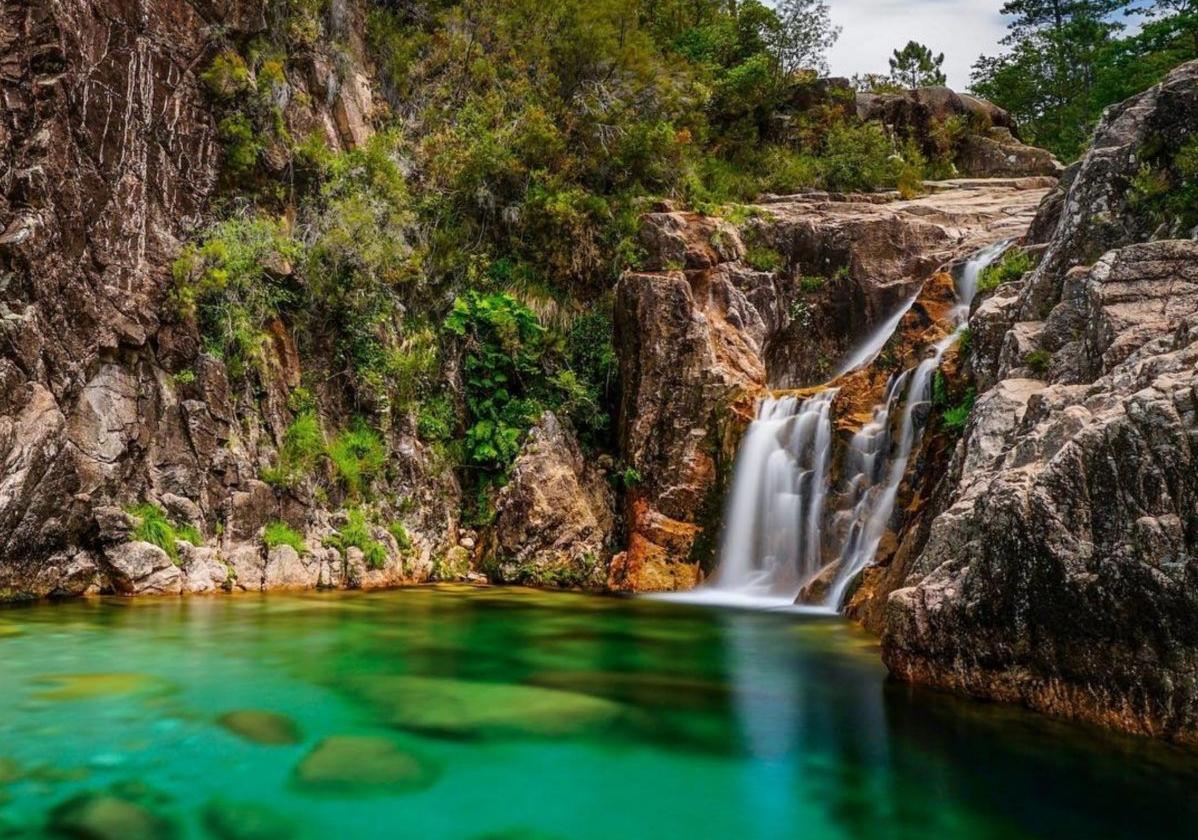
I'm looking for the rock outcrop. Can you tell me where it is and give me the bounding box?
[876,62,1198,744]
[856,86,1064,179]
[0,0,456,599]
[488,412,615,588]
[610,181,1052,591]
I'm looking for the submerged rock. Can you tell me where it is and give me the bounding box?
[293,736,439,796]
[30,673,173,702]
[348,675,625,739]
[216,710,303,745]
[48,792,176,840]
[200,798,298,840]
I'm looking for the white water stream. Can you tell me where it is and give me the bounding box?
[691,241,1009,611]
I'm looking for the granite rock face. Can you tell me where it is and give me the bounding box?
[489,413,615,588]
[609,182,1051,591]
[877,63,1198,744]
[0,0,454,599]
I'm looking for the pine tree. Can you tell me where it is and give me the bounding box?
[888,41,947,89]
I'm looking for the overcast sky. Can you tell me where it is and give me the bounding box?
[825,0,1008,90]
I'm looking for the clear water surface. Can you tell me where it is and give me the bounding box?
[0,586,1195,839]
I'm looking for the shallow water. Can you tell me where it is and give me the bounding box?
[1,586,1195,839]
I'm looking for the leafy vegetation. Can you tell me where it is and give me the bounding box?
[263,521,306,554]
[126,504,200,564]
[326,509,389,570]
[328,423,387,499]
[1024,349,1052,376]
[972,1,1198,160]
[977,247,1036,296]
[889,41,947,88]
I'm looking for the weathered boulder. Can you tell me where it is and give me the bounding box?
[101,542,183,596]
[612,245,764,590]
[488,413,614,588]
[179,544,230,594]
[855,86,1062,178]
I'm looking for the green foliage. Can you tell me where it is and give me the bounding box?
[958,327,973,359]
[126,504,199,564]
[263,521,306,554]
[942,389,977,433]
[326,509,388,570]
[217,114,264,176]
[1129,135,1198,233]
[328,422,387,498]
[444,292,550,469]
[200,51,251,99]
[799,275,826,292]
[977,247,1035,296]
[971,1,1196,160]
[172,216,301,380]
[745,244,784,272]
[388,521,413,552]
[262,411,326,488]
[889,41,947,88]
[1024,349,1052,376]
[820,123,905,193]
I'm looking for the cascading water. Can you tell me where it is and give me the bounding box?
[695,240,1010,612]
[701,390,838,607]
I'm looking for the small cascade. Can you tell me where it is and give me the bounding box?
[704,390,838,606]
[697,240,1011,612]
[834,294,920,378]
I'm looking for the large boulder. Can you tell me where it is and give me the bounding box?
[855,86,1062,179]
[487,413,615,588]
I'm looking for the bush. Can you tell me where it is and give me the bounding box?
[326,509,388,570]
[262,410,326,488]
[977,247,1035,296]
[328,422,387,498]
[264,521,306,554]
[172,216,301,380]
[126,503,198,565]
[388,521,413,551]
[820,123,904,193]
[942,388,977,433]
[1024,349,1052,376]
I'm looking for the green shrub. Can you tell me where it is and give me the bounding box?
[328,422,387,498]
[126,504,198,564]
[262,410,326,488]
[942,389,977,433]
[745,245,783,272]
[1024,349,1052,376]
[172,215,301,380]
[820,123,904,193]
[799,275,826,293]
[264,521,306,554]
[977,247,1035,296]
[443,291,550,469]
[417,395,457,443]
[388,521,413,551]
[200,50,251,99]
[326,509,388,570]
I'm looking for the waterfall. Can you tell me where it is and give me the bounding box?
[692,242,1010,612]
[702,390,837,607]
[834,294,919,378]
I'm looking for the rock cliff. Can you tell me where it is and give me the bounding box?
[876,62,1198,744]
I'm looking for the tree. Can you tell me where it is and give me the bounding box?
[889,41,947,89]
[972,0,1196,160]
[770,0,841,75]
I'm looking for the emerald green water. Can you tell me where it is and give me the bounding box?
[1,587,1195,839]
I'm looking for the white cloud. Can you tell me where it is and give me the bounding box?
[824,0,1008,89]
